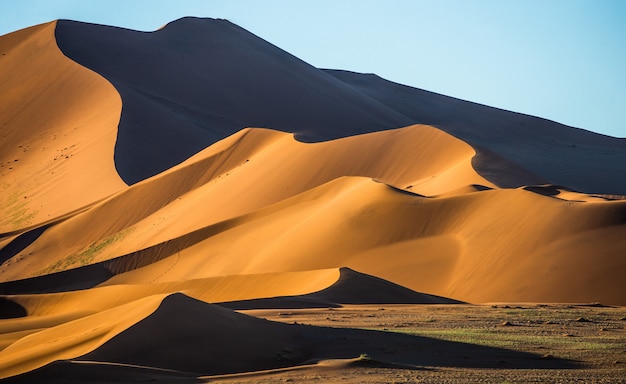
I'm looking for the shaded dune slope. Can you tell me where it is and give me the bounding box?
[325,69,626,195]
[54,18,413,184]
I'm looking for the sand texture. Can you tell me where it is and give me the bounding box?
[0,17,625,382]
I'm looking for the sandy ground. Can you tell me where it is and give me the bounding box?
[214,304,626,383]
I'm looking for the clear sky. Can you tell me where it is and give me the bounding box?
[1,0,625,138]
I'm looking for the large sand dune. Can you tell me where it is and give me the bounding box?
[0,22,125,234]
[54,18,412,184]
[0,17,624,381]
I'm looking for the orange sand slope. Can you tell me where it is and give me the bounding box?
[0,17,625,381]
[0,22,125,234]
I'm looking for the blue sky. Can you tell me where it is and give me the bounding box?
[1,0,625,138]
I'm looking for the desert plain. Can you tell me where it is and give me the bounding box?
[0,17,625,383]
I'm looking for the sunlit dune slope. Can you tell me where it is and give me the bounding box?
[0,125,490,281]
[96,176,626,305]
[325,69,626,195]
[0,22,125,234]
[0,16,623,306]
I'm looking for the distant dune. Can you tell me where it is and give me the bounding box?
[0,17,624,381]
[325,69,626,195]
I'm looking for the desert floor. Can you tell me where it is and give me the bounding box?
[208,303,626,383]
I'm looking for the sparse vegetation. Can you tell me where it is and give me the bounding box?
[1,185,38,230]
[259,304,626,376]
[380,327,622,352]
[38,227,134,274]
[244,304,626,382]
[357,353,371,361]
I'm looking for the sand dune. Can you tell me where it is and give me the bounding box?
[220,267,463,309]
[54,18,412,184]
[0,17,625,382]
[0,293,167,378]
[2,145,624,304]
[0,124,491,282]
[0,22,125,234]
[0,268,462,379]
[84,175,624,304]
[0,267,460,378]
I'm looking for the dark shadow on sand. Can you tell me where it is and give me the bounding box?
[0,297,27,318]
[0,224,50,265]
